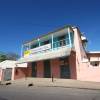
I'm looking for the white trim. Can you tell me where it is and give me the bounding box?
[88,51,100,54]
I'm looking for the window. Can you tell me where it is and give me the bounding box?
[41,40,50,46]
[59,57,69,65]
[90,61,99,67]
[58,35,66,46]
[66,33,70,45]
[58,35,66,40]
[31,44,38,49]
[70,32,74,47]
[23,45,30,51]
[43,40,49,45]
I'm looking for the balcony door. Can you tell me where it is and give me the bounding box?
[44,60,51,78]
[32,62,37,77]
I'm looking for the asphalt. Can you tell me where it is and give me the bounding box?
[0,85,100,100]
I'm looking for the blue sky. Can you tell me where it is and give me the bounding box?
[0,0,100,55]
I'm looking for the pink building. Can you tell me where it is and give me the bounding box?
[0,25,100,82]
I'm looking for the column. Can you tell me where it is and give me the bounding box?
[21,45,23,57]
[68,28,72,47]
[38,38,41,46]
[51,34,53,51]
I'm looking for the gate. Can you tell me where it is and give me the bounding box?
[3,68,12,81]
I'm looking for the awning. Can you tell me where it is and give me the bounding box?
[17,47,71,64]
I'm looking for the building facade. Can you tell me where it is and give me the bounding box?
[12,25,100,82]
[18,26,100,82]
[17,26,77,79]
[0,60,27,81]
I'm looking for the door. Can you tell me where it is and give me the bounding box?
[44,60,51,78]
[3,68,12,81]
[32,62,37,77]
[60,65,70,78]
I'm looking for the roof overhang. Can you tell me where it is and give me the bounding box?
[0,60,27,69]
[0,60,16,69]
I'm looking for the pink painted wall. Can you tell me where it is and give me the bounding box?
[14,63,32,80]
[77,53,100,82]
[0,68,2,81]
[14,67,28,80]
[51,58,60,78]
[77,62,100,82]
[69,51,77,79]
[73,27,100,82]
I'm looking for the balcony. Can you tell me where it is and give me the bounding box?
[17,39,72,63]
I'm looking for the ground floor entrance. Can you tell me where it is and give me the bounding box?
[30,57,71,79]
[44,60,51,78]
[59,57,70,79]
[60,65,70,78]
[32,62,37,77]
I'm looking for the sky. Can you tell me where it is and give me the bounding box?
[0,0,100,56]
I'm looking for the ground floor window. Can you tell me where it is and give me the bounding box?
[90,61,99,67]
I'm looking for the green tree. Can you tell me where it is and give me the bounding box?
[0,53,7,62]
[6,52,20,60]
[0,52,20,62]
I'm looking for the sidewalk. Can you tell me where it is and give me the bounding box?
[2,78,100,90]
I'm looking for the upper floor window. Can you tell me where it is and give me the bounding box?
[90,61,99,67]
[23,45,29,51]
[43,40,50,45]
[58,35,66,41]
[40,40,50,46]
[70,32,74,47]
[31,44,38,49]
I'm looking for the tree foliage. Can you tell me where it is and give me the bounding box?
[0,52,20,62]
[0,53,7,62]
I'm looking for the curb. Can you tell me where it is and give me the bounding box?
[36,85,100,91]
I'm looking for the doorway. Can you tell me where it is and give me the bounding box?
[32,62,37,77]
[44,60,51,78]
[60,57,70,78]
[60,65,70,78]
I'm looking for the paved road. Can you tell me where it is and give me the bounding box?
[0,85,100,100]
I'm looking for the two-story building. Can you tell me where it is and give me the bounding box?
[1,25,100,82]
[16,25,88,80]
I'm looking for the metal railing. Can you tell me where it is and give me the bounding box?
[23,39,70,57]
[53,39,70,48]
